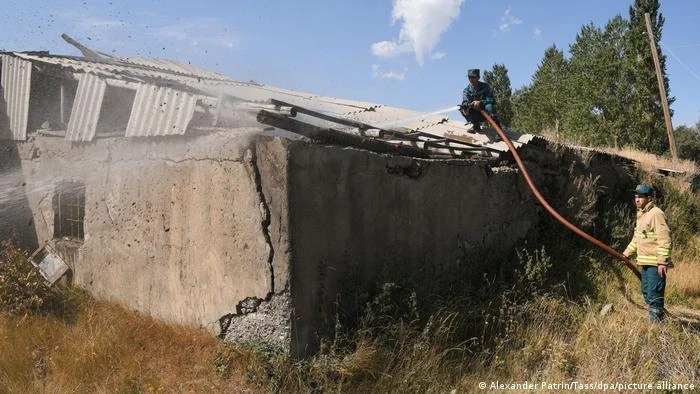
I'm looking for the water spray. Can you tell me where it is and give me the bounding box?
[375,105,460,129]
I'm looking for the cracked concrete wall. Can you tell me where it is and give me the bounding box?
[284,141,539,356]
[5,131,639,356]
[11,131,275,332]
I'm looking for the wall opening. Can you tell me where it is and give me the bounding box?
[96,85,136,135]
[28,70,78,133]
[52,180,85,240]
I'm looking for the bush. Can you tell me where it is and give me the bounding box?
[654,180,700,248]
[0,241,61,315]
[674,125,700,163]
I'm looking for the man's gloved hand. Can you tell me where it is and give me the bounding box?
[472,100,482,109]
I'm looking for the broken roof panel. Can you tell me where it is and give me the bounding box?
[11,52,201,91]
[342,106,446,131]
[116,56,230,80]
[65,73,107,141]
[0,48,534,157]
[0,54,31,140]
[126,84,197,137]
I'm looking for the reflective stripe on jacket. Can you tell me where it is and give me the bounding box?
[623,202,672,266]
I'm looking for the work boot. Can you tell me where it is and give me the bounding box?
[472,122,482,132]
[649,307,664,322]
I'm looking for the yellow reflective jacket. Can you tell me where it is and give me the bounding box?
[623,202,672,266]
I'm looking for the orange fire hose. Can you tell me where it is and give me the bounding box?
[478,109,641,281]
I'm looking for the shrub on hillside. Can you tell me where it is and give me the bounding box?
[0,241,61,315]
[674,125,700,163]
[653,180,700,248]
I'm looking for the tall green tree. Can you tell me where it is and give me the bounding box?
[484,64,514,127]
[563,23,605,145]
[600,15,634,148]
[565,17,632,147]
[626,0,673,154]
[511,86,537,133]
[528,45,569,137]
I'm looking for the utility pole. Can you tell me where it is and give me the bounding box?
[644,13,678,161]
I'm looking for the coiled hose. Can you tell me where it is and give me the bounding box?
[478,109,642,281]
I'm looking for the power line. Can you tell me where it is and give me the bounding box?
[669,43,700,48]
[660,42,700,83]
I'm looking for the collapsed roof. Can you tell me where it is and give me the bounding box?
[0,36,533,159]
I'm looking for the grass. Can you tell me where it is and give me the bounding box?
[0,296,259,393]
[667,234,700,307]
[3,284,697,393]
[600,146,698,175]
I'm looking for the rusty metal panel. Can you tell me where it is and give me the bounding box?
[0,54,32,140]
[65,73,107,141]
[126,84,196,137]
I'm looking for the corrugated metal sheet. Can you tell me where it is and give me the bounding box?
[12,52,199,90]
[126,84,196,137]
[2,51,534,154]
[0,54,32,140]
[9,52,384,117]
[65,73,107,141]
[116,56,229,80]
[349,107,445,130]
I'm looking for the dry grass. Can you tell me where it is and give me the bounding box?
[454,296,700,392]
[537,129,698,175]
[667,234,700,305]
[0,297,260,393]
[600,146,698,175]
[5,290,697,393]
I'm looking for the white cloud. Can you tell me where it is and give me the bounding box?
[432,51,446,60]
[498,7,522,32]
[533,27,542,39]
[371,40,412,58]
[371,0,465,66]
[372,64,406,81]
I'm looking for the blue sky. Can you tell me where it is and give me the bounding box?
[3,0,700,127]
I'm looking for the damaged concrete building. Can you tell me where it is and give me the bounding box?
[0,44,638,356]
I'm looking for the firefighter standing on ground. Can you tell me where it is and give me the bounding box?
[622,184,672,321]
[460,68,499,131]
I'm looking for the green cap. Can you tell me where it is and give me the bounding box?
[633,184,653,195]
[467,69,480,78]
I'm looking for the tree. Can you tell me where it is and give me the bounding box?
[565,17,632,147]
[484,64,514,128]
[511,86,539,133]
[529,45,569,137]
[674,123,700,162]
[564,23,606,145]
[625,0,673,154]
[600,15,634,148]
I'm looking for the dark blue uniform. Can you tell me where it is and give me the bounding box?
[461,81,497,129]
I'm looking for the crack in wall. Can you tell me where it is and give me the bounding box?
[244,147,276,296]
[218,149,277,338]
